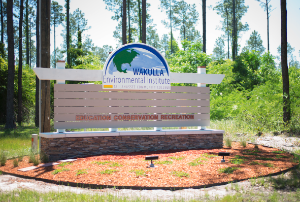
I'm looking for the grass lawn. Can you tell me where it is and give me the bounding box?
[0,125,39,158]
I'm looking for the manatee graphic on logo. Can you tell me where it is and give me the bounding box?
[103,43,171,91]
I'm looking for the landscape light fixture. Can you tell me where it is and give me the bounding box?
[145,156,159,168]
[218,152,230,163]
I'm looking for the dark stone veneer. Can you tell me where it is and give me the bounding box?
[41,133,223,162]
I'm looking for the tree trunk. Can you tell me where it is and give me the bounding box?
[170,1,172,54]
[138,0,141,41]
[122,0,127,45]
[225,6,229,59]
[66,0,70,66]
[232,0,236,61]
[26,0,29,65]
[142,0,146,43]
[40,0,51,132]
[0,0,3,43]
[5,0,15,129]
[54,14,56,68]
[281,0,290,123]
[183,25,186,51]
[128,0,131,43]
[17,0,24,126]
[35,0,39,127]
[202,0,206,53]
[266,0,269,52]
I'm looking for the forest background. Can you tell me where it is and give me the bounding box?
[0,0,299,135]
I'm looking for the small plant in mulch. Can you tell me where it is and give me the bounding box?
[52,168,70,175]
[0,151,7,166]
[272,150,285,154]
[0,170,2,175]
[156,160,173,165]
[58,162,73,167]
[171,171,190,178]
[108,162,123,167]
[130,169,149,177]
[275,155,289,159]
[13,158,19,167]
[224,137,232,148]
[230,155,248,165]
[40,151,49,163]
[250,161,274,168]
[255,157,274,161]
[218,167,240,174]
[201,153,217,158]
[239,139,247,148]
[76,169,88,176]
[99,169,119,175]
[18,155,23,162]
[168,156,185,160]
[188,157,207,166]
[243,149,261,156]
[92,161,111,165]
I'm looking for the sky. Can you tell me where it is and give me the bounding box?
[52,0,300,63]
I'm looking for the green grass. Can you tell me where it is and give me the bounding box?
[0,151,7,166]
[188,157,208,166]
[52,168,70,175]
[275,155,289,158]
[255,157,274,161]
[92,161,111,165]
[229,155,248,165]
[98,169,119,175]
[0,125,39,159]
[201,153,217,158]
[13,158,18,167]
[171,171,190,178]
[130,169,148,177]
[156,160,173,165]
[240,139,247,147]
[250,161,274,167]
[224,137,232,148]
[108,162,123,167]
[218,167,240,174]
[272,150,285,154]
[243,149,261,156]
[58,162,73,167]
[76,169,88,176]
[168,156,185,160]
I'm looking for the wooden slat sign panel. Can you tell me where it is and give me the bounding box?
[54,84,210,129]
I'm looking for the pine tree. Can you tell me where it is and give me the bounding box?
[242,30,265,55]
[213,37,226,60]
[51,1,64,68]
[214,0,249,59]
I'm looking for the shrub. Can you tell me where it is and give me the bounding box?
[239,139,247,147]
[171,171,190,178]
[76,169,87,176]
[29,152,35,163]
[13,158,18,167]
[156,160,173,165]
[130,169,147,177]
[225,137,232,148]
[0,151,7,166]
[168,156,185,160]
[92,161,111,165]
[40,151,49,163]
[219,167,240,174]
[99,169,118,175]
[108,162,123,167]
[52,168,70,175]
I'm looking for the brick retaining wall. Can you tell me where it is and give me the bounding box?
[41,133,223,162]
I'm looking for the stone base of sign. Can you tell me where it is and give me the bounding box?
[40,130,224,162]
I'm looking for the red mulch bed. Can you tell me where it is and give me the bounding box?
[0,142,298,188]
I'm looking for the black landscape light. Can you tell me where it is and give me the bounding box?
[218,152,230,163]
[145,156,159,168]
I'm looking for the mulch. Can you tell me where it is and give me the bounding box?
[0,142,298,188]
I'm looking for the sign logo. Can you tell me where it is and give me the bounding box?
[103,43,171,90]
